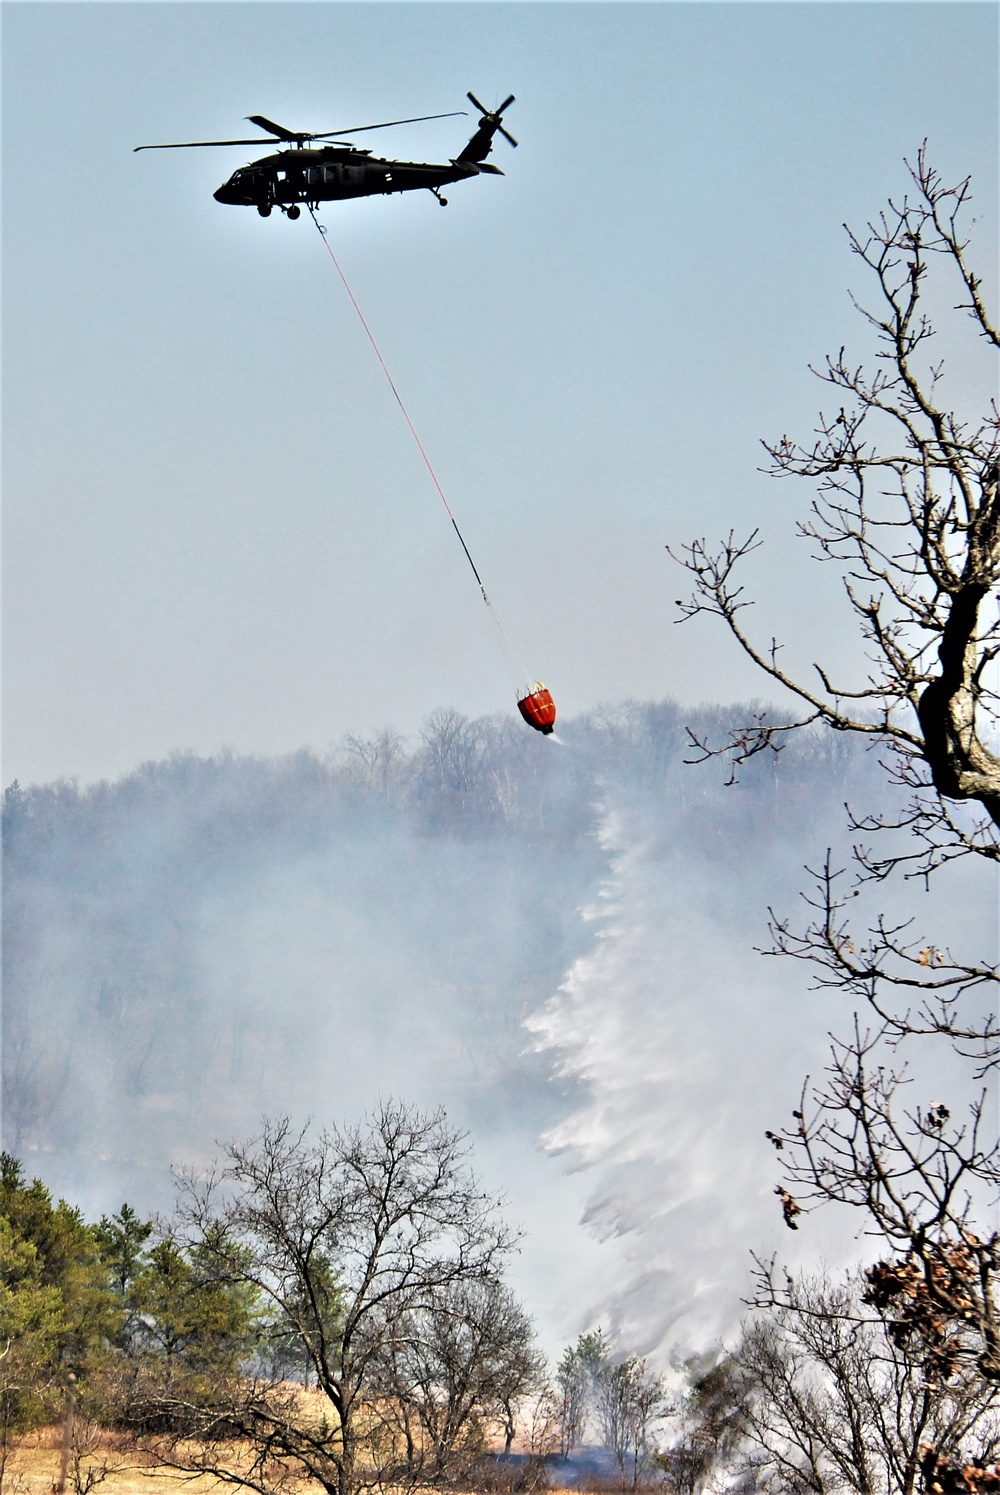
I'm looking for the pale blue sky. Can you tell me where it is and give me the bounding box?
[4,3,997,784]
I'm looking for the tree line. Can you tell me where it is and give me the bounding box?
[3,694,875,1181]
[4,1100,1000,1495]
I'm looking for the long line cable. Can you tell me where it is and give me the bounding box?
[307,206,528,692]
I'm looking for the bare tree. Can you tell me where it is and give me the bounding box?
[554,1339,590,1459]
[63,1418,131,1495]
[119,1103,519,1495]
[554,1331,670,1487]
[341,729,408,800]
[419,710,486,798]
[592,1356,671,1490]
[374,1276,545,1480]
[670,148,1000,1054]
[667,1355,750,1495]
[760,1023,1000,1384]
[520,1385,562,1462]
[671,150,1000,1486]
[736,1270,1000,1495]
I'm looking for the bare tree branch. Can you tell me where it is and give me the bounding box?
[758,1026,1000,1383]
[671,150,1000,856]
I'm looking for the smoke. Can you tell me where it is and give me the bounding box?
[3,700,991,1358]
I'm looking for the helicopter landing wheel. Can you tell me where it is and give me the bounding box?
[438,197,448,207]
[257,202,272,218]
[286,205,301,220]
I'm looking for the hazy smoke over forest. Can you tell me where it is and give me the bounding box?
[4,699,990,1355]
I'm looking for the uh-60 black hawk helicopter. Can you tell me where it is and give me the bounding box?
[135,93,516,217]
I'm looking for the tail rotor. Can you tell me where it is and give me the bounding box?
[466,91,518,148]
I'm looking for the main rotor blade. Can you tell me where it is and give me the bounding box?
[134,138,288,151]
[312,110,466,139]
[135,108,469,154]
[246,114,301,141]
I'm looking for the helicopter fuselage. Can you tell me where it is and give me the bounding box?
[213,144,499,212]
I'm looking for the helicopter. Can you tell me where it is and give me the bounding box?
[135,93,517,217]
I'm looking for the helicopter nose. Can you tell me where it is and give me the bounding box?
[214,174,247,204]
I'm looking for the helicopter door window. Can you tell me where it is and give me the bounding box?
[306,167,321,185]
[323,166,337,183]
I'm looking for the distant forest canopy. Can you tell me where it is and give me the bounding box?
[2,697,884,1208]
[3,696,880,863]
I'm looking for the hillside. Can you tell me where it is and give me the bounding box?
[3,698,924,1348]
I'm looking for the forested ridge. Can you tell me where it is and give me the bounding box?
[3,698,879,1186]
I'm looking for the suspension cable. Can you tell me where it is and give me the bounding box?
[307,207,506,626]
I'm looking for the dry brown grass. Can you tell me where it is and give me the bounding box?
[5,1431,230,1495]
[4,1432,575,1495]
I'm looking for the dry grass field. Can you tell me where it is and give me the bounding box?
[5,1433,573,1495]
[6,1432,232,1495]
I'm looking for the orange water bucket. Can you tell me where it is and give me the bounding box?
[517,684,557,735]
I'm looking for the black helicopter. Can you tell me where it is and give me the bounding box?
[135,93,516,217]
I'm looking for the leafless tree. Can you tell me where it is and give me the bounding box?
[736,1270,1000,1495]
[555,1341,589,1459]
[670,147,1000,1056]
[759,1022,1000,1385]
[341,729,408,800]
[556,1332,670,1488]
[64,1420,130,1495]
[119,1103,520,1495]
[520,1385,562,1461]
[419,710,486,798]
[671,150,1000,1487]
[666,1356,750,1495]
[592,1355,671,1490]
[374,1276,545,1480]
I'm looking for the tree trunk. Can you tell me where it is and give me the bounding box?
[917,578,1000,824]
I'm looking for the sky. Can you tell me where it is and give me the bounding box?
[4,1,998,787]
